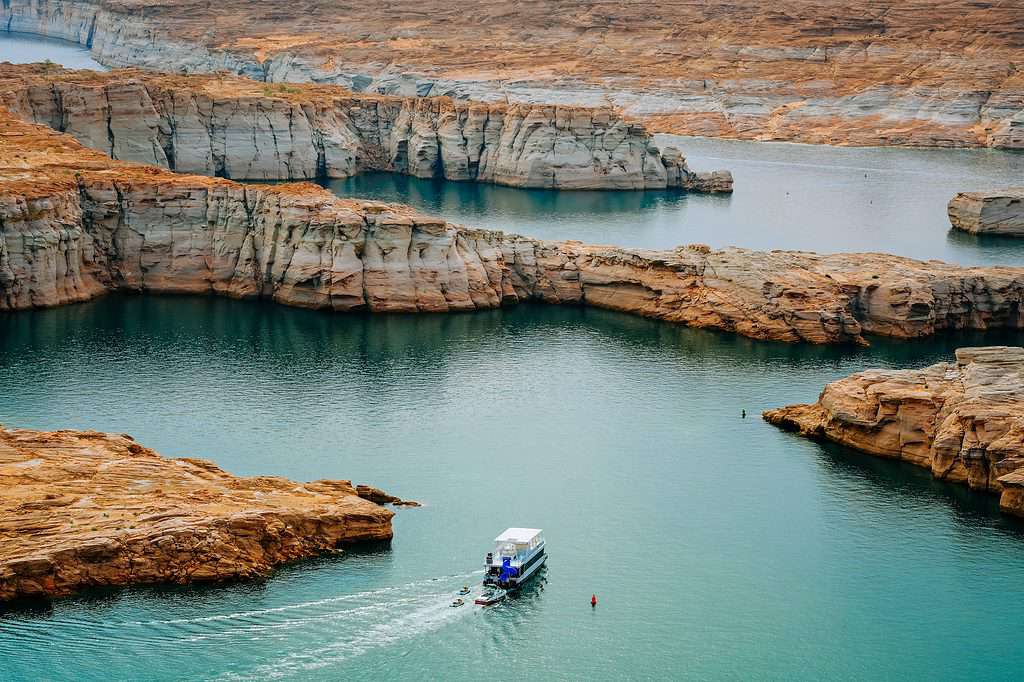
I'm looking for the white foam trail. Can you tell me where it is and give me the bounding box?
[128,571,481,627]
[216,593,477,680]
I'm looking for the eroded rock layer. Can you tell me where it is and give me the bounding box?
[764,347,1024,517]
[2,0,1022,148]
[0,426,397,602]
[2,111,1024,345]
[0,63,730,190]
[948,189,1024,237]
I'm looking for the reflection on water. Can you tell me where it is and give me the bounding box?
[326,139,1024,266]
[3,295,1024,679]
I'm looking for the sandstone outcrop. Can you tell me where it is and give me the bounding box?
[2,111,1024,345]
[2,0,1022,148]
[0,63,730,190]
[948,189,1024,237]
[0,426,399,602]
[356,485,421,507]
[764,347,1024,517]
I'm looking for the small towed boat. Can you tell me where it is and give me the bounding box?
[458,586,471,596]
[451,598,465,607]
[474,586,507,606]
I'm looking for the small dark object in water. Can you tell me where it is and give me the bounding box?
[742,409,746,418]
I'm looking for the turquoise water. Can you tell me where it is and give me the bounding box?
[327,137,1024,266]
[5,33,1024,682]
[3,297,1024,680]
[0,32,107,70]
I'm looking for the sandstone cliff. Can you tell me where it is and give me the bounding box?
[2,0,1022,148]
[0,426,398,602]
[764,347,1024,517]
[2,111,1024,345]
[948,189,1024,237]
[0,64,730,190]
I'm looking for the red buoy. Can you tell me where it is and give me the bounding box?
[591,594,597,607]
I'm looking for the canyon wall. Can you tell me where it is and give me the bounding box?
[2,111,1024,345]
[0,426,397,602]
[2,0,1022,148]
[0,64,731,190]
[764,347,1024,517]
[948,189,1024,237]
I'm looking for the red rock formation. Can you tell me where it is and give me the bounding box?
[0,426,398,602]
[764,347,1024,517]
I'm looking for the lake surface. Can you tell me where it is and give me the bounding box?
[328,137,1024,266]
[0,32,107,70]
[3,297,1024,681]
[6,30,1024,682]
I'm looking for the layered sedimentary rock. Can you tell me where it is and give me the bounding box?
[2,111,1024,345]
[948,189,1024,237]
[764,347,1024,517]
[0,64,730,190]
[0,426,398,602]
[2,0,1023,148]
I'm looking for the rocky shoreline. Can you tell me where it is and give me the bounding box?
[764,347,1024,518]
[948,189,1024,237]
[0,63,732,191]
[0,426,403,603]
[2,0,1022,148]
[2,109,1024,344]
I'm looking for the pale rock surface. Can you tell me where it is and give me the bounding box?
[764,347,1024,517]
[0,64,731,190]
[948,189,1024,237]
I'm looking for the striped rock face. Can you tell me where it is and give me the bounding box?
[0,64,731,191]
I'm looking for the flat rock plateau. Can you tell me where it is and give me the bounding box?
[1,104,1024,345]
[0,426,398,603]
[2,0,1023,148]
[765,347,1024,517]
[949,189,1024,237]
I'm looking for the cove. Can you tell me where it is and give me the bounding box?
[3,295,1024,680]
[326,137,1024,267]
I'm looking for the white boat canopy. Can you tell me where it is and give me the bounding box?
[494,528,543,544]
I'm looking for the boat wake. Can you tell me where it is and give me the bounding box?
[0,571,486,679]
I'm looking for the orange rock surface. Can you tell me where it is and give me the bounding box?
[0,426,397,602]
[4,0,1023,147]
[764,347,1024,517]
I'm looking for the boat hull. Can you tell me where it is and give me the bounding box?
[484,548,547,590]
